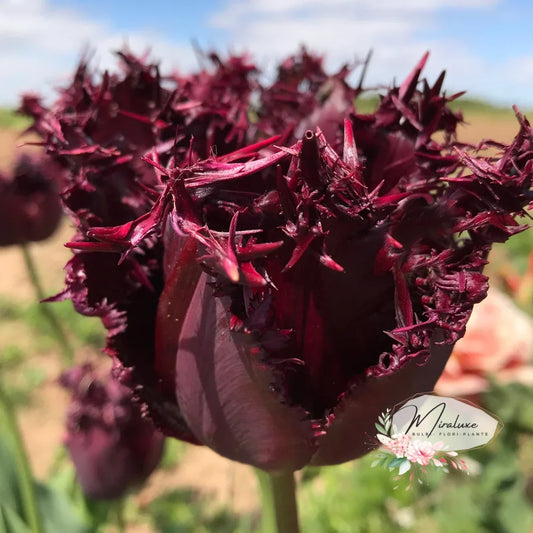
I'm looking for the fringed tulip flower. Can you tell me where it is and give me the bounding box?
[60,364,165,500]
[35,50,533,471]
[258,46,356,144]
[0,153,62,246]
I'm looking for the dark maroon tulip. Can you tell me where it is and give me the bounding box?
[35,50,533,471]
[60,364,165,500]
[0,153,62,246]
[259,47,355,145]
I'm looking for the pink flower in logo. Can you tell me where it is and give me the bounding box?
[390,434,412,458]
[405,440,442,466]
[376,433,412,458]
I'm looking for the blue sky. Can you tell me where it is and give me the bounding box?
[1,0,533,108]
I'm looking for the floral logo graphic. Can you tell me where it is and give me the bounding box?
[371,395,501,488]
[372,409,467,486]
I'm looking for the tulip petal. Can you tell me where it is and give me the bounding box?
[175,273,318,471]
[311,335,453,465]
[50,250,199,444]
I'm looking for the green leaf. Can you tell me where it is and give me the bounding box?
[0,436,23,516]
[398,459,412,476]
[0,385,42,533]
[47,463,110,530]
[0,423,89,533]
[299,454,416,532]
[388,457,405,469]
[374,423,387,435]
[0,506,32,533]
[35,484,90,533]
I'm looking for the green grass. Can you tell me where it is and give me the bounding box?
[2,98,530,132]
[26,300,106,350]
[0,296,105,406]
[0,108,31,130]
[0,297,106,351]
[147,488,255,533]
[0,344,47,406]
[353,94,532,118]
[354,94,380,114]
[447,97,526,118]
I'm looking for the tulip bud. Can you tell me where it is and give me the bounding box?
[60,365,165,500]
[0,154,62,246]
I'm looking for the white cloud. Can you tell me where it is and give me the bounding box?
[0,0,196,106]
[0,0,103,51]
[504,56,533,85]
[1,0,529,109]
[208,0,524,107]
[211,0,496,22]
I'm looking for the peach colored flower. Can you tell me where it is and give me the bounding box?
[435,289,533,397]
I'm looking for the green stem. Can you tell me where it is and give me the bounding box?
[0,382,43,533]
[256,469,300,533]
[20,244,74,366]
[46,446,68,478]
[113,498,126,533]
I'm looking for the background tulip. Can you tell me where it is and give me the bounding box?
[60,364,165,500]
[0,153,62,246]
[0,148,73,363]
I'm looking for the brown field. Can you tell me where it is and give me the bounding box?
[0,109,527,527]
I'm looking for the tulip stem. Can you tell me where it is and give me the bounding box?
[113,498,126,533]
[256,469,300,533]
[0,381,43,533]
[21,244,74,366]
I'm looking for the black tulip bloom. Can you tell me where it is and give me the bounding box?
[258,46,355,145]
[36,50,533,470]
[60,364,165,500]
[0,153,62,246]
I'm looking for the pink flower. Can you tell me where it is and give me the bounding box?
[390,434,413,458]
[377,433,412,458]
[405,440,438,466]
[435,289,533,397]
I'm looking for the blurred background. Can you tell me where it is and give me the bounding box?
[2,0,533,110]
[1,1,533,532]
